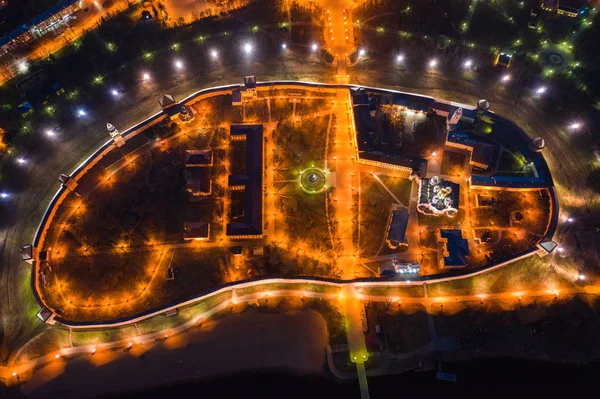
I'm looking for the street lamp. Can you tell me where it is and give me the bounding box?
[397,54,404,62]
[243,43,253,54]
[570,122,582,129]
[502,74,511,82]
[536,86,547,94]
[463,59,473,68]
[110,88,119,97]
[211,49,218,58]
[17,157,26,165]
[282,43,287,50]
[0,192,8,199]
[142,72,150,81]
[567,217,573,223]
[174,59,183,69]
[46,129,56,136]
[429,59,437,68]
[359,48,366,56]
[77,108,87,117]
[311,43,318,52]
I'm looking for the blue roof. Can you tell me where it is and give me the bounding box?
[0,25,30,46]
[387,208,409,244]
[32,0,79,25]
[440,229,469,266]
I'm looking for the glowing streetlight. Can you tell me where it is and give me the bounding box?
[359,48,366,56]
[282,43,287,50]
[142,72,150,81]
[463,59,473,68]
[0,192,8,199]
[243,43,253,54]
[311,43,318,52]
[77,109,87,117]
[570,122,582,129]
[397,54,404,62]
[502,74,511,82]
[46,129,56,136]
[110,89,119,97]
[17,157,26,165]
[174,59,183,69]
[567,217,573,222]
[578,274,586,281]
[429,59,437,68]
[557,246,564,253]
[211,49,218,58]
[536,86,547,94]
[431,151,437,157]
[55,354,61,359]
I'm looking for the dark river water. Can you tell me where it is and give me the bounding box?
[102,357,600,399]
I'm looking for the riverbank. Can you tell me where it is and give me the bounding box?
[19,310,328,399]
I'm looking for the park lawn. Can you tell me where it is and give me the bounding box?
[417,208,464,228]
[19,328,71,362]
[235,282,340,298]
[432,295,600,362]
[359,173,397,257]
[426,256,577,298]
[376,175,413,206]
[273,113,331,176]
[360,285,425,298]
[72,326,138,347]
[374,303,431,353]
[440,150,466,177]
[275,181,333,255]
[305,298,347,346]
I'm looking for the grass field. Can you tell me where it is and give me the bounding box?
[426,256,576,297]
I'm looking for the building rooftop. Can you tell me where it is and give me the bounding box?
[418,176,460,217]
[440,229,470,267]
[183,222,210,240]
[471,141,497,168]
[32,0,79,26]
[557,0,587,12]
[387,208,409,246]
[226,124,263,237]
[244,75,257,89]
[184,150,212,167]
[184,168,211,194]
[0,25,30,46]
[158,94,176,108]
